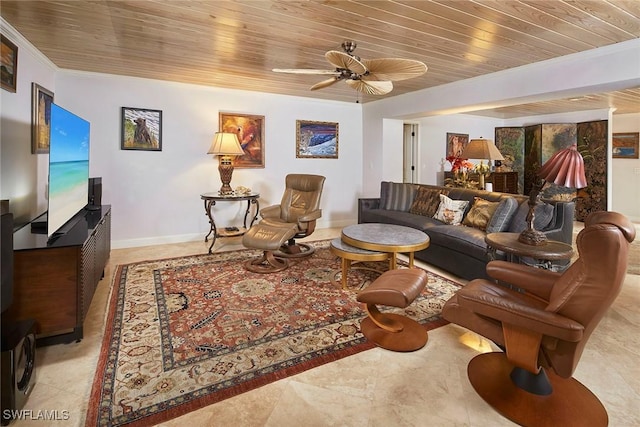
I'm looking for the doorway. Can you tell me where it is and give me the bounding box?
[403,124,418,183]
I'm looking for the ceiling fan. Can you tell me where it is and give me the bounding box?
[272,41,428,95]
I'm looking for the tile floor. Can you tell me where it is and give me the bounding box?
[9,227,640,426]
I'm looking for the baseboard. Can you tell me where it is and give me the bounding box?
[111,219,356,249]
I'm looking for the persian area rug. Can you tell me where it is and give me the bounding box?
[86,240,462,426]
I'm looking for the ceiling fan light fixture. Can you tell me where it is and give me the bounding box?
[272,40,427,96]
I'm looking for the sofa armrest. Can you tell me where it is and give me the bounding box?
[358,198,380,223]
[541,201,575,244]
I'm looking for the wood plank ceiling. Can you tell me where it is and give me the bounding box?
[1,0,639,117]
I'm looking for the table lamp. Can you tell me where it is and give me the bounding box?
[208,132,245,195]
[461,138,504,189]
[518,144,587,245]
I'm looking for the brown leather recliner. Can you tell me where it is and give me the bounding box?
[259,173,325,257]
[442,211,635,427]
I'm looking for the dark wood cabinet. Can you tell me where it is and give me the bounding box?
[443,171,518,194]
[7,206,111,345]
[490,171,518,194]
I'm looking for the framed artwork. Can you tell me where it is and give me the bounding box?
[1,34,18,92]
[219,112,265,168]
[612,132,639,159]
[31,83,54,154]
[296,120,339,159]
[121,107,162,151]
[446,133,468,158]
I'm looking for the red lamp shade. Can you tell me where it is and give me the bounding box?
[537,144,587,189]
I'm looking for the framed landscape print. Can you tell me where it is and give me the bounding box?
[121,107,162,151]
[31,83,54,154]
[296,120,339,159]
[446,132,468,158]
[1,34,18,92]
[219,112,265,168]
[612,132,639,159]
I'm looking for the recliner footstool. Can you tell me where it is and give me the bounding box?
[242,223,298,273]
[356,268,429,352]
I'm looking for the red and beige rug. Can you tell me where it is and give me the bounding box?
[86,240,462,426]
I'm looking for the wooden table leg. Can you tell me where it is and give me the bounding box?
[341,257,350,290]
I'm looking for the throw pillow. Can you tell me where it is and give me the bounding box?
[462,197,500,231]
[409,187,449,217]
[380,182,417,211]
[433,194,469,225]
[486,197,519,233]
[508,201,555,233]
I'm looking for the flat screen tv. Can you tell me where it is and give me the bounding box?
[47,103,90,238]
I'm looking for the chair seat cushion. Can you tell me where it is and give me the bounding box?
[357,269,428,308]
[243,223,297,250]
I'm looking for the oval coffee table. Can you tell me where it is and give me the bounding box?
[341,223,430,270]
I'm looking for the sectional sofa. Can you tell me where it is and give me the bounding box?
[358,182,575,280]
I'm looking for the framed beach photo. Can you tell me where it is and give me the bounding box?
[612,132,639,159]
[121,107,162,151]
[296,120,339,159]
[446,132,469,158]
[1,34,18,92]
[31,83,54,154]
[219,112,265,168]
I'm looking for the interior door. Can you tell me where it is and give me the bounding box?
[403,124,418,183]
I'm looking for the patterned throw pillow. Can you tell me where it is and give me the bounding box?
[433,194,469,225]
[380,182,417,211]
[485,197,519,233]
[409,187,449,217]
[462,197,500,231]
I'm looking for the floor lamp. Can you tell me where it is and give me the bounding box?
[208,132,245,195]
[519,144,587,245]
[461,138,504,190]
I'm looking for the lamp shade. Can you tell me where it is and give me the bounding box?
[207,132,244,156]
[538,144,587,189]
[461,138,504,161]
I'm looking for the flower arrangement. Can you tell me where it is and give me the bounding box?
[474,161,490,175]
[446,155,474,173]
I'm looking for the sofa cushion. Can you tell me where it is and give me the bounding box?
[427,225,488,261]
[380,181,416,211]
[361,209,442,230]
[409,187,449,217]
[508,201,555,233]
[462,197,500,231]
[486,196,519,233]
[433,194,469,225]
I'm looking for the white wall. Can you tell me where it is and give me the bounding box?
[0,21,56,226]
[363,40,639,188]
[611,113,640,221]
[416,114,503,185]
[54,71,362,247]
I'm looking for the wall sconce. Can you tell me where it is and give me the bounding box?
[519,144,587,245]
[207,132,244,195]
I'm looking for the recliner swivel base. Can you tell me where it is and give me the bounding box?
[468,352,608,427]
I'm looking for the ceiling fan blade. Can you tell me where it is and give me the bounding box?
[272,68,340,75]
[310,77,339,91]
[325,51,367,74]
[345,79,393,95]
[362,58,427,81]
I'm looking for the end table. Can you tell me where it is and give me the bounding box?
[200,192,260,253]
[485,232,574,270]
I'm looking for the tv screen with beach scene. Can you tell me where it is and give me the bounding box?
[47,103,90,238]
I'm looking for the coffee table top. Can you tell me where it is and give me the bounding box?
[341,223,430,253]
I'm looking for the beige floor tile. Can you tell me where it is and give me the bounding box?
[9,225,640,427]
